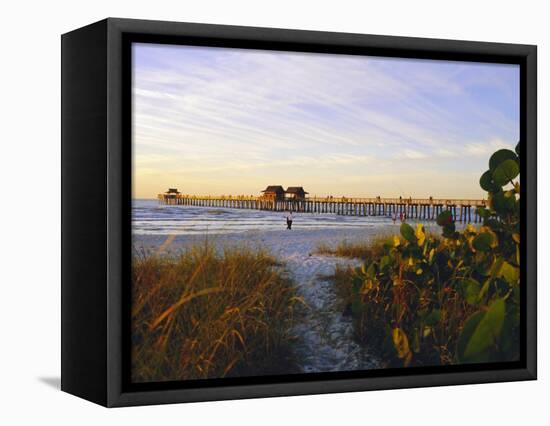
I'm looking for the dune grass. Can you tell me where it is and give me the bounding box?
[315,236,390,260]
[131,242,301,382]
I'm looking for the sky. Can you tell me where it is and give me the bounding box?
[132,43,519,200]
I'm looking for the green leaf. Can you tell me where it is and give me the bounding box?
[400,222,416,244]
[491,191,516,213]
[428,248,435,264]
[436,210,453,226]
[462,278,481,305]
[478,278,491,301]
[457,311,485,362]
[515,141,520,157]
[489,257,505,279]
[489,149,519,171]
[352,276,362,294]
[383,239,394,250]
[474,254,495,277]
[380,255,391,272]
[464,298,506,359]
[473,233,493,252]
[492,159,519,186]
[480,170,500,193]
[499,261,520,285]
[415,224,426,246]
[366,262,377,279]
[476,207,490,219]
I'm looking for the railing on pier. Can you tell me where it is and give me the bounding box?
[157,194,487,223]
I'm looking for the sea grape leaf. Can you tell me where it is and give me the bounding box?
[477,278,491,302]
[366,262,377,279]
[499,261,520,285]
[464,298,506,359]
[491,191,515,213]
[480,170,500,193]
[415,224,426,246]
[380,255,391,272]
[352,276,362,294]
[400,222,416,244]
[457,311,485,362]
[393,236,401,247]
[476,207,490,219]
[489,257,505,279]
[428,248,435,265]
[462,278,481,305]
[489,149,519,172]
[492,159,519,186]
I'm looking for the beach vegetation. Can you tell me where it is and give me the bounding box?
[131,243,300,382]
[328,144,521,366]
[315,237,389,260]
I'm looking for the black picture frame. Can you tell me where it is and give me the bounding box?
[61,17,537,407]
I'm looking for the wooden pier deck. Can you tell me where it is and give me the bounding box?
[158,194,486,223]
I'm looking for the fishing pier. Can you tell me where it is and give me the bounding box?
[159,187,486,223]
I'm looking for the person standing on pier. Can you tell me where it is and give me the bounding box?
[286,212,293,230]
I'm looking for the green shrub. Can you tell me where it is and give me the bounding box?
[346,143,520,366]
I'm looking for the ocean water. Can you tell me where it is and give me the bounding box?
[132,199,397,235]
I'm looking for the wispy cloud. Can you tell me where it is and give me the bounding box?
[132,44,519,199]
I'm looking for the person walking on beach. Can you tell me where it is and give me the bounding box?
[286,212,293,230]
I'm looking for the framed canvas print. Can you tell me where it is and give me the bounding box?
[61,18,537,407]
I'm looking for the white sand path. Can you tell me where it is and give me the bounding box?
[285,249,379,373]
